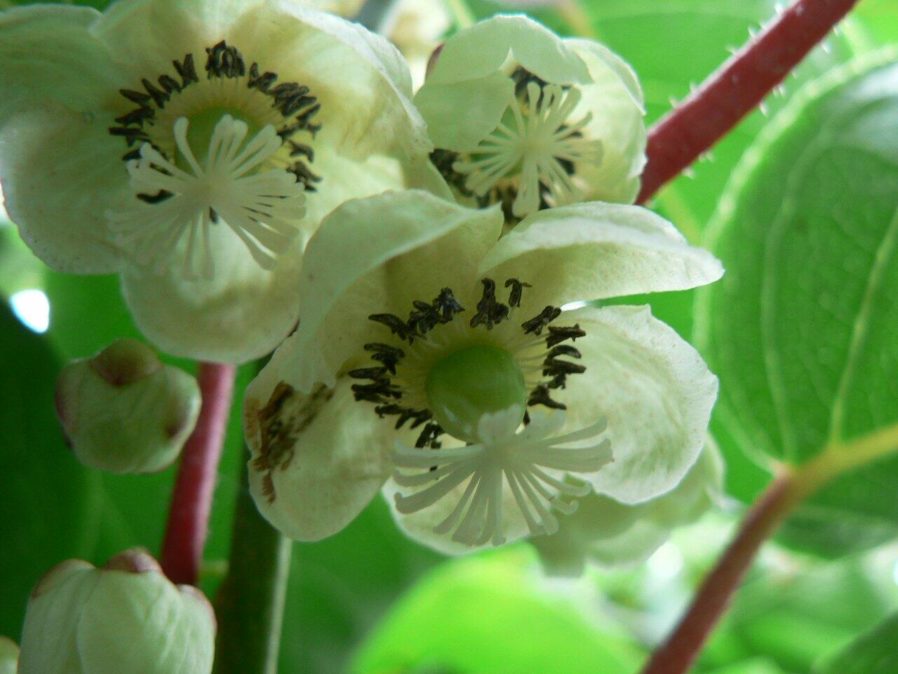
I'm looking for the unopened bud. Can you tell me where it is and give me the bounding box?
[18,549,215,674]
[0,637,18,674]
[55,339,201,473]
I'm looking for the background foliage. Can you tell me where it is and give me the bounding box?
[1,1,897,672]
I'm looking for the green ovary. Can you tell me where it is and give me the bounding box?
[181,107,260,167]
[425,345,527,442]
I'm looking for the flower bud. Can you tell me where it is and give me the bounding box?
[55,339,201,473]
[0,637,18,674]
[18,549,215,674]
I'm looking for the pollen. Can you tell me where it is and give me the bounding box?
[448,72,603,220]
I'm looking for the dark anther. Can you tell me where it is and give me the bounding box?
[543,359,586,378]
[109,126,150,145]
[363,343,405,374]
[205,41,246,78]
[428,148,476,198]
[505,278,531,308]
[122,149,142,161]
[523,410,531,425]
[348,367,389,380]
[546,344,582,360]
[140,78,169,108]
[209,208,219,224]
[289,142,315,161]
[120,88,151,106]
[546,324,586,348]
[374,403,403,418]
[137,190,174,205]
[521,305,561,335]
[511,66,550,101]
[247,62,278,92]
[470,278,510,329]
[172,54,199,86]
[114,108,154,126]
[527,384,566,410]
[408,300,442,336]
[396,409,432,430]
[415,422,444,449]
[157,74,182,95]
[351,381,401,403]
[433,288,465,322]
[288,162,321,191]
[369,313,413,342]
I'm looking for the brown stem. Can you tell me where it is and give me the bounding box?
[160,362,236,585]
[636,0,860,205]
[640,471,805,674]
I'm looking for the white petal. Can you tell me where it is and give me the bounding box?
[426,15,590,86]
[0,5,123,124]
[0,109,126,274]
[480,202,723,309]
[244,374,395,541]
[553,305,718,504]
[120,221,303,363]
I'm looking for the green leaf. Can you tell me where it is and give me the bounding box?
[695,52,898,549]
[351,548,643,674]
[815,612,898,674]
[0,302,94,640]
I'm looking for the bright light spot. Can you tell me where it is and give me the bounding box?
[892,559,898,586]
[561,300,588,312]
[647,542,684,581]
[0,182,8,224]
[10,289,50,333]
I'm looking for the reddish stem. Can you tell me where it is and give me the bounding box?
[636,0,859,205]
[161,362,236,585]
[640,473,803,674]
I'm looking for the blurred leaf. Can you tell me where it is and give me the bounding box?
[280,498,442,674]
[701,554,898,673]
[0,302,94,640]
[815,611,898,674]
[852,0,898,47]
[351,548,642,674]
[696,52,898,546]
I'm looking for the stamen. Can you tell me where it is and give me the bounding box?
[450,78,603,218]
[108,115,305,279]
[392,410,611,547]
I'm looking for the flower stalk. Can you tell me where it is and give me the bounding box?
[636,0,860,204]
[161,362,236,585]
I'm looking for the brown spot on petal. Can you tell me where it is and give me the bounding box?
[253,381,334,503]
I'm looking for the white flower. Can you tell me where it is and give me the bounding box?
[416,15,646,223]
[0,0,430,362]
[243,190,722,553]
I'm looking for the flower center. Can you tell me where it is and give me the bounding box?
[107,41,321,278]
[432,68,603,222]
[426,344,527,442]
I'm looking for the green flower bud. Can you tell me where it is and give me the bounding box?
[18,549,215,674]
[55,339,201,474]
[0,637,18,674]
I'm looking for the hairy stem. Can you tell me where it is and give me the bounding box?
[636,0,860,204]
[213,461,292,674]
[640,470,805,674]
[160,362,236,585]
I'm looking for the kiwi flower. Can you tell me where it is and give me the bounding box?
[417,15,646,224]
[244,190,722,553]
[0,0,429,362]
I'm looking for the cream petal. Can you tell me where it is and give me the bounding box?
[552,305,718,504]
[0,5,123,123]
[568,41,647,204]
[0,109,127,274]
[414,74,515,149]
[244,372,395,541]
[96,0,238,78]
[426,15,590,86]
[480,202,723,309]
[120,222,303,363]
[230,3,430,160]
[292,190,503,388]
